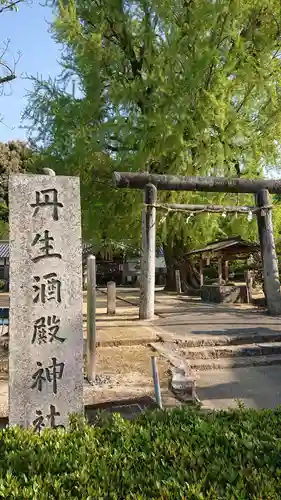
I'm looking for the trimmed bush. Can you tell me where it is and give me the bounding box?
[0,407,281,498]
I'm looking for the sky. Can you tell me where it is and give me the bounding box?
[0,1,61,142]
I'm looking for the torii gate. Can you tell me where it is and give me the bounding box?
[113,172,281,318]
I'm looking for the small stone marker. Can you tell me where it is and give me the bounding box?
[175,270,182,294]
[9,174,83,430]
[107,281,116,315]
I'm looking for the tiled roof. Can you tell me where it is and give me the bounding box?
[0,242,9,259]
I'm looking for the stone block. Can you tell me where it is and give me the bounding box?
[200,284,249,304]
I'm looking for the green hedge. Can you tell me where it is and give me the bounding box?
[1,407,281,498]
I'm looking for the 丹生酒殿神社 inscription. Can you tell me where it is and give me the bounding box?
[9,175,83,429]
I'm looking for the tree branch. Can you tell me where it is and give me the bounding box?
[0,73,15,84]
[105,144,137,152]
[204,11,229,90]
[0,0,24,13]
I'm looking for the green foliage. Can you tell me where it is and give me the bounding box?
[0,141,35,225]
[0,221,7,239]
[1,407,281,497]
[0,1,23,11]
[24,0,281,251]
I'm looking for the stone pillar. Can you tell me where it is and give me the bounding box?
[218,257,223,285]
[9,174,83,429]
[224,260,229,283]
[175,270,181,294]
[107,281,116,315]
[199,259,204,287]
[245,269,253,304]
[256,189,281,315]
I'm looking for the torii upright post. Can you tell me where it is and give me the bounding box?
[256,189,281,316]
[113,172,281,317]
[139,184,157,320]
[139,199,147,319]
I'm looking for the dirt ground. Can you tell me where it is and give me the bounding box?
[84,344,176,406]
[83,290,180,408]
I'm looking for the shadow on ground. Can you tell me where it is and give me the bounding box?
[196,365,281,409]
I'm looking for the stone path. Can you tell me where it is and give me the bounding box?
[139,292,281,410]
[94,287,281,410]
[2,287,281,416]
[197,365,281,409]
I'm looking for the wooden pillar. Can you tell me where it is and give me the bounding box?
[139,184,157,320]
[199,259,204,287]
[139,207,147,318]
[3,259,8,282]
[256,189,281,316]
[218,256,223,285]
[224,260,229,283]
[87,255,97,383]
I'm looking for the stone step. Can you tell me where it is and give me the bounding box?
[170,330,281,348]
[183,342,281,360]
[190,354,281,371]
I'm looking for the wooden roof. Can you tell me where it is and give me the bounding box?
[186,237,259,259]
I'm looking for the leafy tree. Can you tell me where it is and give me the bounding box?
[24,0,281,287]
[0,141,34,236]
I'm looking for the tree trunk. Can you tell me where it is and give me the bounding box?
[163,241,200,292]
[180,260,200,292]
[163,243,176,291]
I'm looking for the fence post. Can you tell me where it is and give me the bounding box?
[107,281,116,315]
[245,270,253,303]
[199,259,204,287]
[175,270,182,294]
[87,255,97,383]
[151,356,163,409]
